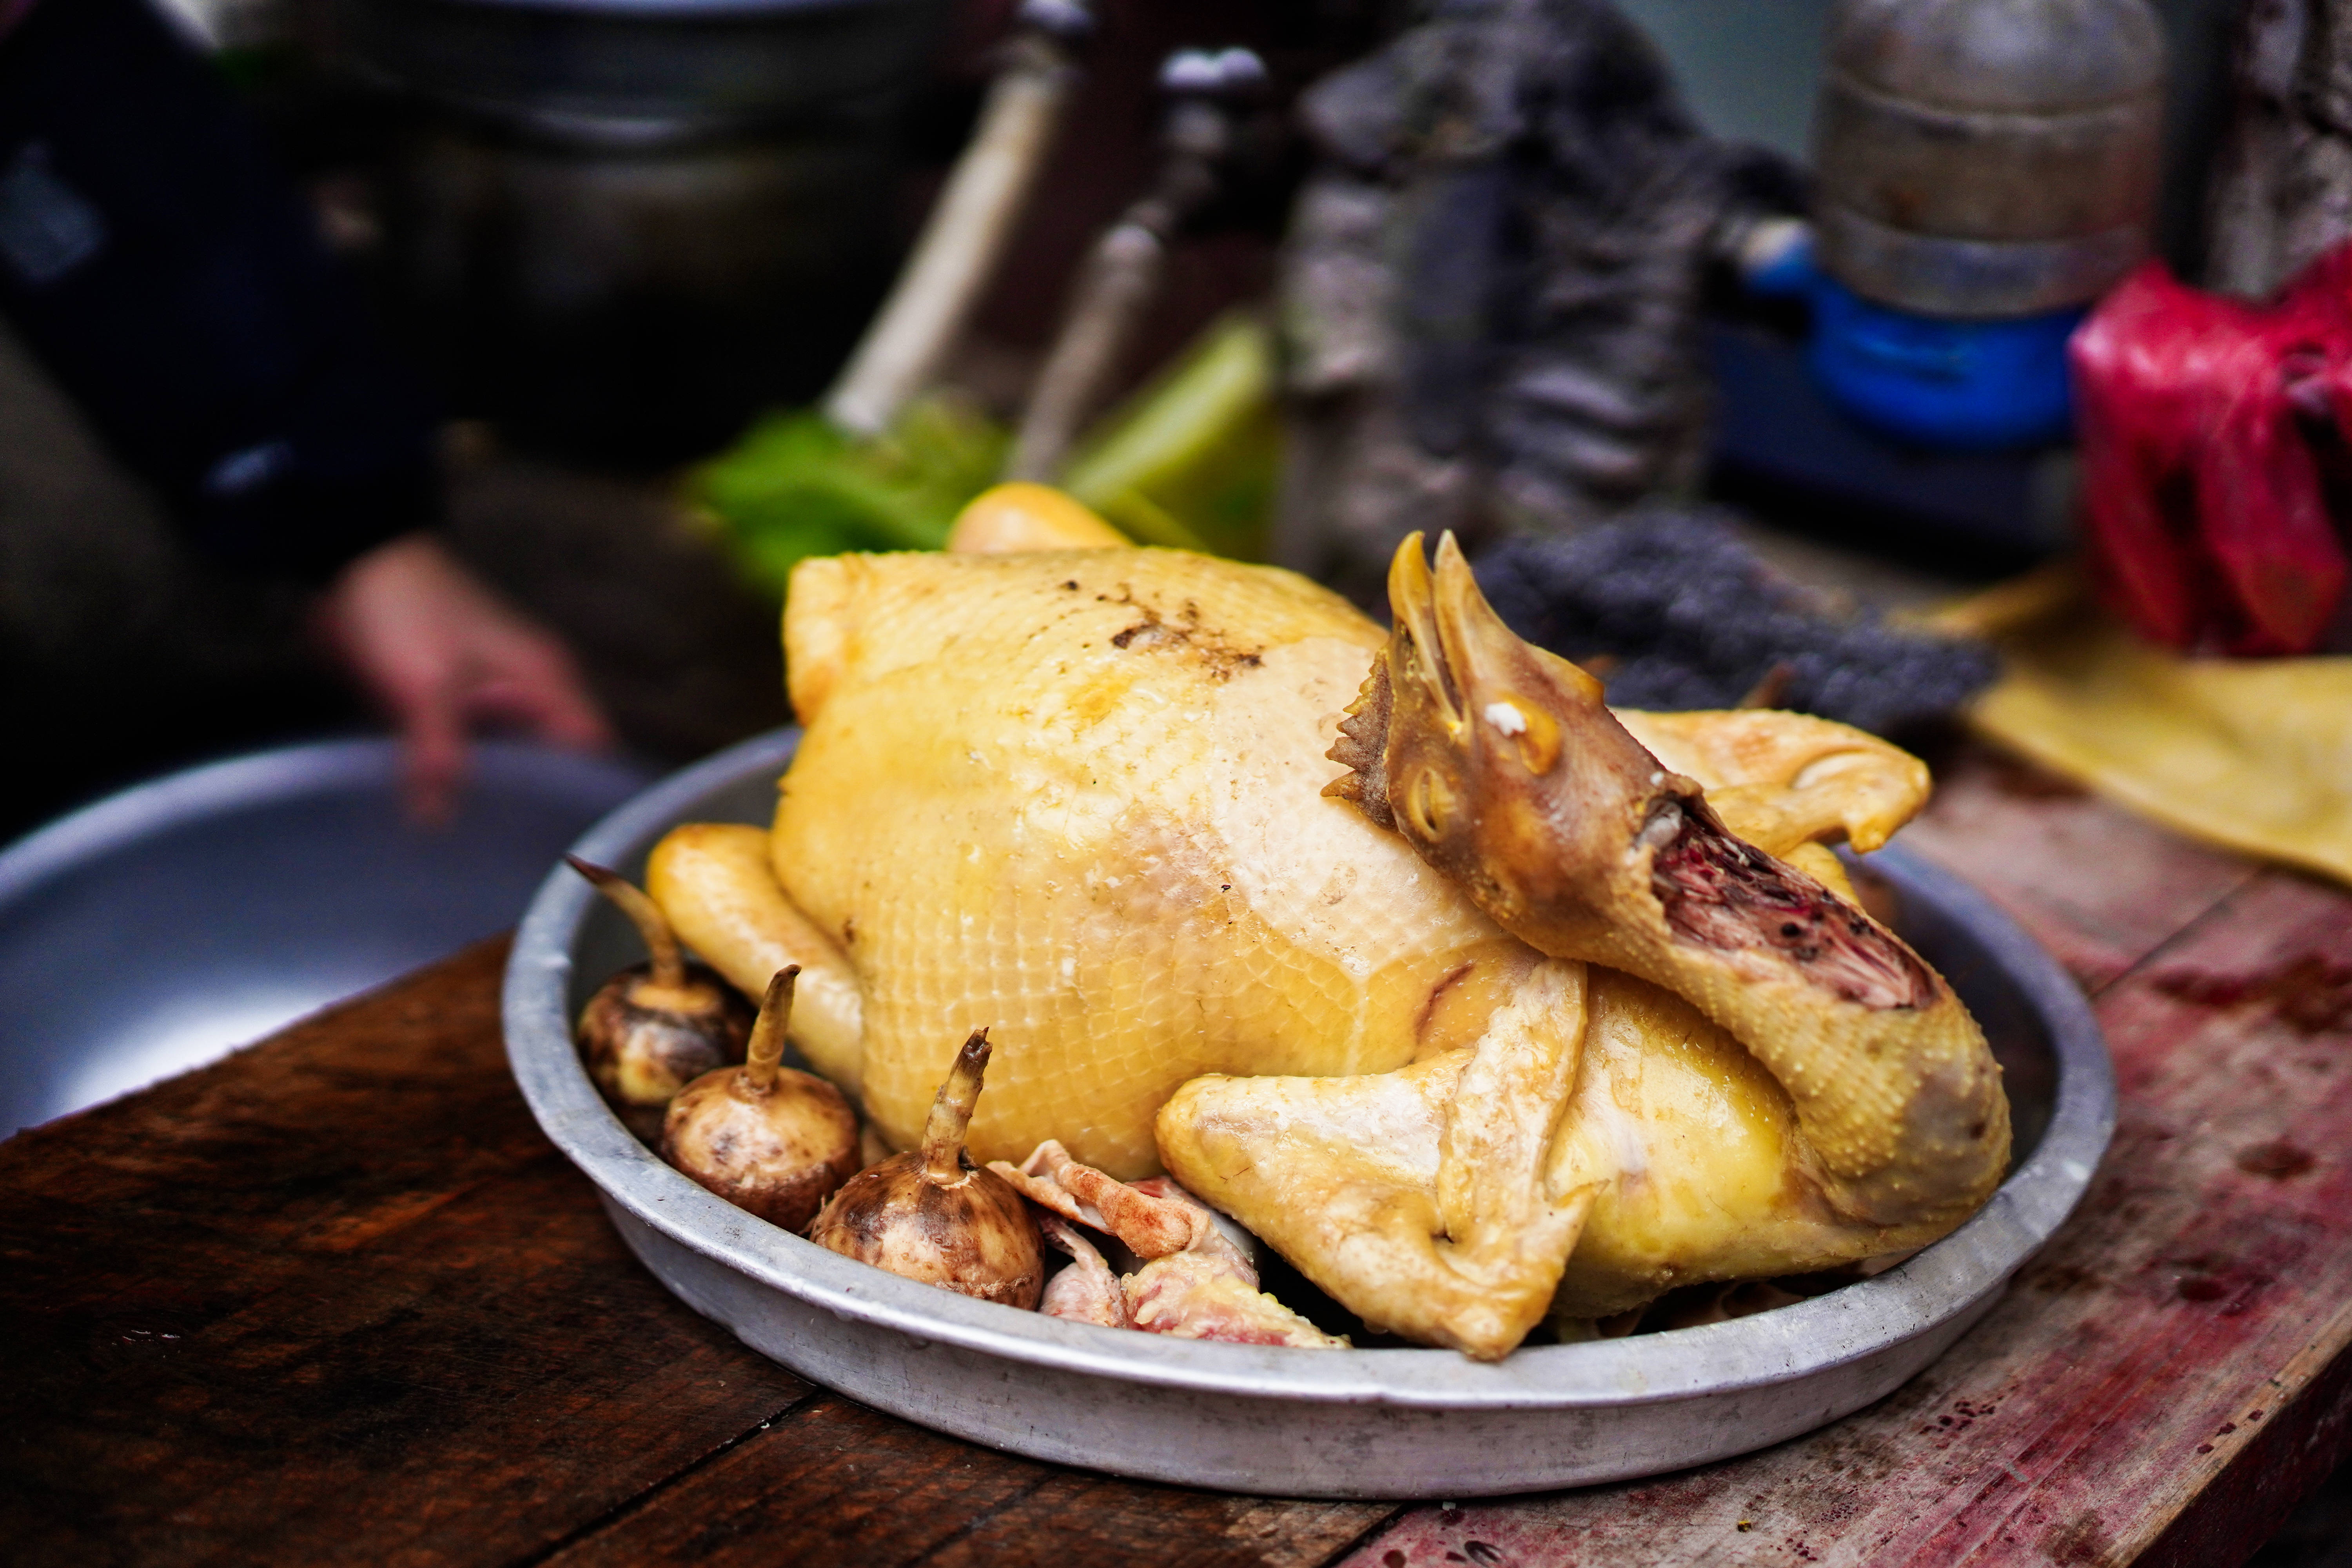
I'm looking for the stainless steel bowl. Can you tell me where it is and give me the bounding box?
[505,728,2113,1499]
[0,737,650,1137]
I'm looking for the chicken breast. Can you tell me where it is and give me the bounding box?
[771,547,1527,1174]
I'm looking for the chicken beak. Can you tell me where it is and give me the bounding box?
[1327,532,1601,859]
[1384,530,1465,735]
[1422,532,1604,778]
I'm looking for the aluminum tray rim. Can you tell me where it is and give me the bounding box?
[504,727,2114,1413]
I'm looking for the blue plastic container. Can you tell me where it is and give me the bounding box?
[1808,278,2081,450]
[1748,235,2080,451]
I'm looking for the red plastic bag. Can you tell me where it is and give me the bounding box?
[2071,245,2352,654]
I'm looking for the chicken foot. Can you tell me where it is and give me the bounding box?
[1037,1215,1131,1328]
[1327,532,2007,1230]
[993,1142,1346,1348]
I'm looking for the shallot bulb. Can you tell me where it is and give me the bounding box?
[571,855,753,1140]
[662,967,862,1231]
[805,1029,1044,1308]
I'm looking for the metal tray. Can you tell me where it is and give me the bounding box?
[504,728,2113,1499]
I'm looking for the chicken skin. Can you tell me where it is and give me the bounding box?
[648,524,2002,1355]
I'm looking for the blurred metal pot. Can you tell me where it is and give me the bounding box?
[1812,0,2167,318]
[340,0,950,464]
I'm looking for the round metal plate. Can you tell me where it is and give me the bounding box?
[504,727,2113,1499]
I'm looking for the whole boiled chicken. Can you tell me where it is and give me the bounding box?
[649,487,2008,1356]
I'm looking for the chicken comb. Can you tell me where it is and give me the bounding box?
[1323,656,1396,829]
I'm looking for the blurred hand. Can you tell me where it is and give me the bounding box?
[318,532,615,822]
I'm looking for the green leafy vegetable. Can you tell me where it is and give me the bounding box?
[687,395,1009,598]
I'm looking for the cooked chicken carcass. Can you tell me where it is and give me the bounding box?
[648,512,2003,1355]
[662,544,1533,1173]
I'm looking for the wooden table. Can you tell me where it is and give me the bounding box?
[5,747,2350,1568]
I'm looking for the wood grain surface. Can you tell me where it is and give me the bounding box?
[1,751,2344,1568]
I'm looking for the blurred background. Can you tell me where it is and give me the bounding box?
[0,0,1380,839]
[0,0,2252,844]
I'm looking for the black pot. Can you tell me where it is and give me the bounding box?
[342,0,950,465]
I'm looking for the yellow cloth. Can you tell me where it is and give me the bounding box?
[1970,612,2352,885]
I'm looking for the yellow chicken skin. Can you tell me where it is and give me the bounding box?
[769,546,1525,1174]
[1545,975,1828,1318]
[646,528,1982,1354]
[1161,963,1941,1340]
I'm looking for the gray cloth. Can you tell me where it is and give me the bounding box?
[1272,0,1801,606]
[2206,0,2352,297]
[1475,509,2000,738]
